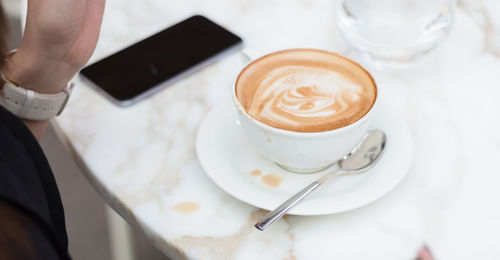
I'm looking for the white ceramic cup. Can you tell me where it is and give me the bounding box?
[233,49,377,173]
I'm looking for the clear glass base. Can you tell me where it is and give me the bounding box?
[355,46,436,70]
[335,0,455,70]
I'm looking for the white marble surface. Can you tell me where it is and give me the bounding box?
[52,0,500,259]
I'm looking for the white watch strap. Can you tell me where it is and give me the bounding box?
[0,78,74,121]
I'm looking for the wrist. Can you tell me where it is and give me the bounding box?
[2,48,75,94]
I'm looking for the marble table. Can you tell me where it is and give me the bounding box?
[51,0,500,259]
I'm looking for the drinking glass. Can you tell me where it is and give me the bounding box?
[335,0,455,69]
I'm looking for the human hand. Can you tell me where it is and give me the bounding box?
[4,0,106,93]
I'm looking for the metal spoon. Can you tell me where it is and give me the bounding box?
[255,130,387,231]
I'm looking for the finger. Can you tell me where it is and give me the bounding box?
[416,245,435,260]
[82,0,106,41]
[69,0,106,66]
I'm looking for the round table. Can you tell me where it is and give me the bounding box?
[52,0,500,259]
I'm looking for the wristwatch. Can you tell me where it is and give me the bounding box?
[0,72,74,121]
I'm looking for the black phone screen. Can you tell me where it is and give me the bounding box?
[80,15,242,104]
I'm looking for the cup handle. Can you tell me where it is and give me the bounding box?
[241,48,264,62]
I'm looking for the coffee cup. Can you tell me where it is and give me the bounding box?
[233,49,377,173]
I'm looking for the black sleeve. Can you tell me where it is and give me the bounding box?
[0,106,70,259]
[0,200,61,260]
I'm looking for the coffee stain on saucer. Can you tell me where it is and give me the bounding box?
[249,170,282,187]
[172,201,200,214]
[249,169,262,176]
[262,174,283,187]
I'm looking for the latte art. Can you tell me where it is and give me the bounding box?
[236,49,376,132]
[247,66,365,130]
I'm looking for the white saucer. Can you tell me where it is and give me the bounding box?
[196,102,413,215]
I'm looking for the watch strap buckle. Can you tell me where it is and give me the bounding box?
[57,82,74,116]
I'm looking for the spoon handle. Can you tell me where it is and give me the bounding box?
[255,181,321,231]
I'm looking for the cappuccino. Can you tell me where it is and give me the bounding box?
[236,49,376,133]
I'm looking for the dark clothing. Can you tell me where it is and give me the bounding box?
[0,105,70,259]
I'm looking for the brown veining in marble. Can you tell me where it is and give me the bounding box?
[283,216,297,260]
[73,63,224,259]
[172,202,201,213]
[283,253,297,260]
[262,174,283,187]
[458,0,500,58]
[150,234,188,260]
[249,169,262,176]
[112,81,213,210]
[171,209,268,260]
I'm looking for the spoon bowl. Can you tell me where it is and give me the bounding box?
[339,130,387,172]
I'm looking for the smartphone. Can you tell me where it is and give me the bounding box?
[80,15,243,106]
